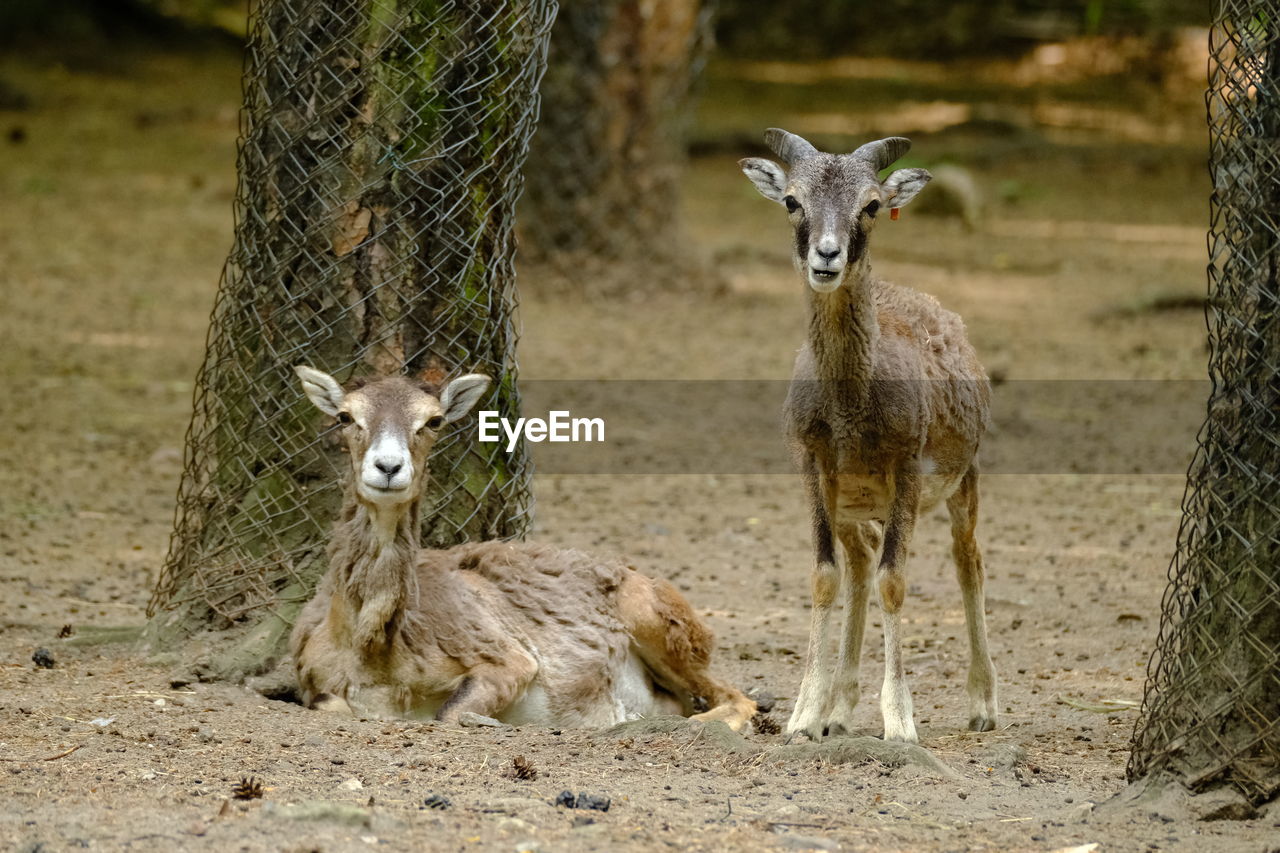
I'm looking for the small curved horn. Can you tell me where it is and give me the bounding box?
[852,136,912,171]
[764,128,819,165]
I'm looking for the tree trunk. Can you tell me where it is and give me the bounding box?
[1127,3,1280,808]
[520,0,709,292]
[147,0,550,681]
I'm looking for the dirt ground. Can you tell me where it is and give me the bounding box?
[2,35,1277,853]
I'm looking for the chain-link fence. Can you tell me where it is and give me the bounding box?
[146,0,554,673]
[1128,1,1280,807]
[518,0,714,294]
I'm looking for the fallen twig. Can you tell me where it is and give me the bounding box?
[43,744,82,761]
[0,743,83,762]
[1056,695,1140,713]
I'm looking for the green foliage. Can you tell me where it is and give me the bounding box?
[0,0,244,45]
[714,0,1209,60]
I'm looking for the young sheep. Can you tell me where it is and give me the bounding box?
[289,366,756,729]
[740,130,997,743]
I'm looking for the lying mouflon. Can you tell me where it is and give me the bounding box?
[290,366,756,729]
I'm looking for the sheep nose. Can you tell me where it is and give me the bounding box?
[816,245,841,261]
[374,459,402,478]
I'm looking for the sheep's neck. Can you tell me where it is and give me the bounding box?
[808,270,879,408]
[327,485,421,653]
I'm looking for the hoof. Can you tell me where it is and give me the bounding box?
[881,718,919,744]
[882,731,920,744]
[968,715,997,733]
[784,728,821,745]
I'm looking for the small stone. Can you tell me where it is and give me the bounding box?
[497,817,533,833]
[980,743,1027,771]
[769,803,802,822]
[1069,802,1095,824]
[267,800,372,828]
[458,711,508,728]
[574,792,610,812]
[1187,787,1256,822]
[341,778,364,791]
[422,793,451,810]
[485,797,547,814]
[32,648,55,669]
[748,689,776,713]
[776,833,839,851]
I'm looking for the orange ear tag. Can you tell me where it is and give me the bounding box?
[890,208,900,221]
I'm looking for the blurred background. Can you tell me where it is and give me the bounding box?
[0,0,1210,656]
[0,0,1212,378]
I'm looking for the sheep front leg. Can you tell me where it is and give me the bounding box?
[787,456,840,741]
[878,462,921,743]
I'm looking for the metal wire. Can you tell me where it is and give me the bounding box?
[149,0,554,628]
[1129,0,1280,806]
[518,0,714,294]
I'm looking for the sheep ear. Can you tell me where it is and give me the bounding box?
[294,365,345,416]
[881,168,931,208]
[440,374,491,423]
[739,157,789,204]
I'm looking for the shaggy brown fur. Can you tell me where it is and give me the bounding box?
[290,368,754,730]
[741,130,998,744]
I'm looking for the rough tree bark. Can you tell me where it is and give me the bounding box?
[147,0,548,681]
[520,0,709,292]
[1125,3,1280,812]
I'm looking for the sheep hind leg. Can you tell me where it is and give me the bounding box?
[877,463,922,744]
[432,648,539,725]
[947,465,998,732]
[619,573,757,732]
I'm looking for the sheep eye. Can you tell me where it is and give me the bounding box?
[424,416,445,431]
[336,411,353,426]
[864,200,881,218]
[784,195,801,214]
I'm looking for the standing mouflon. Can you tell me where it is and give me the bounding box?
[740,130,997,743]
